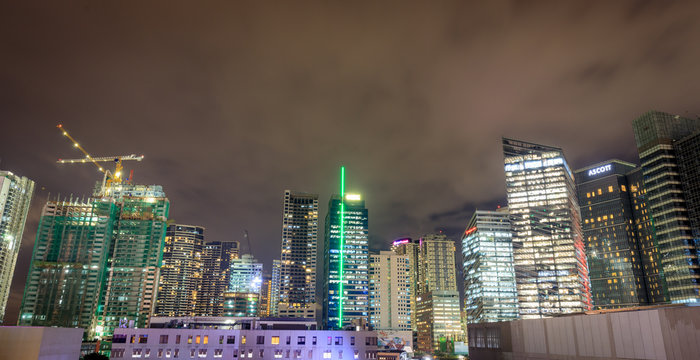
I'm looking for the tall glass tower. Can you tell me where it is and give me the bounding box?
[502,138,591,318]
[0,170,34,324]
[278,190,319,319]
[633,110,700,303]
[323,168,369,330]
[461,209,518,324]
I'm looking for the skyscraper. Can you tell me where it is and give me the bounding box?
[224,254,263,317]
[461,209,518,324]
[155,224,204,317]
[198,240,240,316]
[632,111,700,303]
[20,183,169,339]
[270,259,281,317]
[574,160,650,309]
[415,233,462,352]
[323,189,369,330]
[0,170,34,323]
[369,250,411,331]
[502,138,591,318]
[391,238,420,332]
[279,190,319,319]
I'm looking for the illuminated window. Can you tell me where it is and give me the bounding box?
[608,186,614,193]
[271,336,280,345]
[241,336,246,345]
[597,189,602,195]
[621,185,627,192]
[196,336,200,344]
[203,336,208,345]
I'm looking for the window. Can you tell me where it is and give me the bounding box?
[259,350,265,358]
[327,337,332,345]
[275,350,284,359]
[187,335,193,344]
[190,349,195,359]
[196,335,201,344]
[248,349,253,358]
[227,336,236,344]
[113,334,127,343]
[139,335,149,344]
[338,350,342,359]
[133,349,143,358]
[272,336,280,344]
[160,335,169,344]
[295,350,302,359]
[176,335,181,344]
[297,336,305,345]
[198,349,207,358]
[312,337,317,345]
[113,349,125,358]
[203,336,208,345]
[323,351,332,359]
[350,337,355,346]
[286,336,291,345]
[158,349,164,358]
[174,349,179,358]
[354,350,359,359]
[242,336,247,344]
[335,337,343,345]
[131,335,137,344]
[219,335,224,345]
[286,350,291,359]
[365,337,377,346]
[257,336,265,344]
[214,349,223,358]
[232,350,238,358]
[166,349,172,358]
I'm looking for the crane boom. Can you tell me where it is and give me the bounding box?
[58,154,144,163]
[57,124,107,173]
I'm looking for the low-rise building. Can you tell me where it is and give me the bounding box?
[0,326,83,360]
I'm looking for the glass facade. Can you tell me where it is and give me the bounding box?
[502,138,591,318]
[323,194,369,330]
[0,171,34,323]
[633,111,700,303]
[461,209,518,324]
[197,240,240,316]
[575,160,649,309]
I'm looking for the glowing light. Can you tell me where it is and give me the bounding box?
[339,165,345,327]
[345,193,361,201]
[464,227,477,236]
[392,238,411,246]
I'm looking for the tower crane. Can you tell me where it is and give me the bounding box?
[56,124,144,194]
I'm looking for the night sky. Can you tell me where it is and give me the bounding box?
[2,1,700,324]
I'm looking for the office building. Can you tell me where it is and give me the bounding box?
[675,129,700,239]
[632,111,700,303]
[323,192,369,330]
[279,190,319,319]
[415,233,462,352]
[198,241,240,316]
[502,138,592,317]
[224,254,263,317]
[155,224,205,317]
[461,209,518,324]
[391,238,420,332]
[0,170,34,323]
[369,251,411,331]
[575,160,651,309]
[19,184,170,339]
[258,273,272,317]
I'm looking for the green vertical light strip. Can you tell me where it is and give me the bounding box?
[338,166,345,327]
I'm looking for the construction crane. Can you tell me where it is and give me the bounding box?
[56,124,144,194]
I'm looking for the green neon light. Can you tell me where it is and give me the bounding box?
[338,166,345,327]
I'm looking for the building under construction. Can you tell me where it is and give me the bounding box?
[19,183,169,339]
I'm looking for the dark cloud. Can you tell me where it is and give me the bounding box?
[2,0,700,323]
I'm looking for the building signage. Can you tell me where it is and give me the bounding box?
[505,157,563,172]
[588,164,612,176]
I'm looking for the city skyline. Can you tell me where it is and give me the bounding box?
[3,1,700,325]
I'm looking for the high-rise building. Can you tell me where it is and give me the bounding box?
[415,233,462,352]
[632,111,700,303]
[502,138,591,318]
[270,259,281,317]
[0,170,34,323]
[155,224,204,317]
[224,254,263,317]
[19,183,169,339]
[676,131,700,239]
[574,160,652,309]
[461,209,518,324]
[279,190,319,319]
[368,251,411,331]
[258,273,272,317]
[391,238,420,332]
[198,240,240,316]
[323,192,369,330]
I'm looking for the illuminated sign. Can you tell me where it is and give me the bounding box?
[464,227,477,236]
[505,157,563,172]
[392,238,411,246]
[345,193,361,201]
[588,164,612,176]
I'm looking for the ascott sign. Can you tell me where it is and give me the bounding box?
[588,164,612,177]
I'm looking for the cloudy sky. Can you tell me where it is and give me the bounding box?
[2,1,700,323]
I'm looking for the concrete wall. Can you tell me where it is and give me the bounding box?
[0,326,84,360]
[468,305,700,360]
